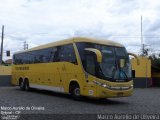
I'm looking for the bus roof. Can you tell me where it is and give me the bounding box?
[14,37,124,54]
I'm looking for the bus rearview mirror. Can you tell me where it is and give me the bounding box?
[84,48,102,63]
[128,52,140,65]
[120,59,125,68]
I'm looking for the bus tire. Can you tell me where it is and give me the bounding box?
[19,78,25,91]
[70,83,81,100]
[24,79,30,91]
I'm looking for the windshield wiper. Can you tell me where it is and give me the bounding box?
[119,69,128,80]
[97,64,113,80]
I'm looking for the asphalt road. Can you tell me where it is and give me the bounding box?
[0,87,160,120]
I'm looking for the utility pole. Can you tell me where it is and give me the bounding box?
[24,41,26,50]
[141,16,148,87]
[141,16,144,56]
[24,41,28,50]
[0,25,4,64]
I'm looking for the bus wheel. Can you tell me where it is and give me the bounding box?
[71,84,81,100]
[19,79,25,91]
[24,79,30,91]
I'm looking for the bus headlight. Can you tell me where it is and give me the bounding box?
[102,84,107,88]
[93,80,102,86]
[93,80,132,90]
[93,80,110,88]
[101,84,112,89]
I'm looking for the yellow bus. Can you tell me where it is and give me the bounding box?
[12,37,136,99]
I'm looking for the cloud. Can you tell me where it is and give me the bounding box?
[0,0,160,60]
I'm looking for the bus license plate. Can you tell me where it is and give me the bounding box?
[117,92,123,97]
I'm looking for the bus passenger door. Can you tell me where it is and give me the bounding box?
[59,63,68,92]
[84,51,98,97]
[57,44,77,93]
[55,45,69,93]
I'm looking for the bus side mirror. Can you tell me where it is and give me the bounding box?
[132,70,135,78]
[6,50,10,56]
[84,48,102,63]
[120,59,125,68]
[128,52,140,65]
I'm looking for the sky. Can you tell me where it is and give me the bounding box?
[0,0,160,60]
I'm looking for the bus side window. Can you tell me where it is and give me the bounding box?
[49,47,57,62]
[68,44,77,64]
[53,46,61,62]
[61,44,77,64]
[18,54,23,64]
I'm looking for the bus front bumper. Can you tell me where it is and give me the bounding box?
[94,81,134,98]
[97,87,133,98]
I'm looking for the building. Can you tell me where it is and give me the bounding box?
[151,66,160,87]
[131,56,152,88]
[0,59,12,86]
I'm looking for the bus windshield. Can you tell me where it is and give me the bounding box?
[96,45,132,81]
[76,42,132,82]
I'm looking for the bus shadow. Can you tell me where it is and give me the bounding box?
[16,88,71,99]
[16,88,129,105]
[81,97,129,105]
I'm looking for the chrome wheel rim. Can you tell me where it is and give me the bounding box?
[74,88,80,96]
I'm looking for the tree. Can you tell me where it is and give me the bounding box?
[149,54,160,69]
